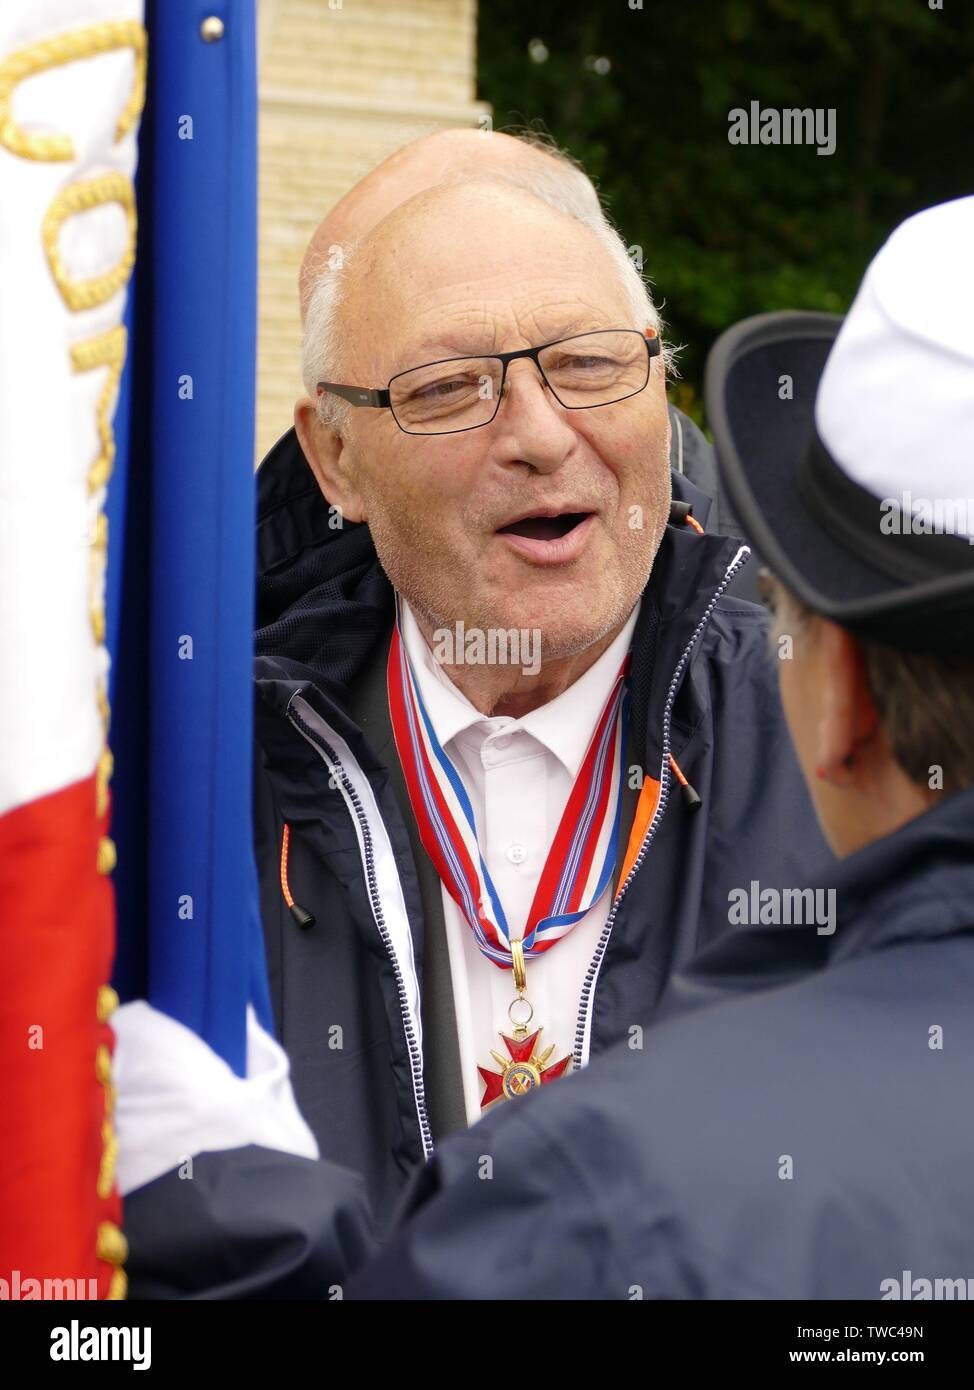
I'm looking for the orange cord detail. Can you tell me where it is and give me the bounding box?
[685,512,704,535]
[280,822,295,909]
[668,753,689,785]
[668,751,703,812]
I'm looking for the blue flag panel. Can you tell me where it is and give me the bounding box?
[108,1,271,1074]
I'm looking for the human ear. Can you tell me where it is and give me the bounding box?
[814,622,879,786]
[294,396,367,524]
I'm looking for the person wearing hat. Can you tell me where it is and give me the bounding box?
[346,195,974,1300]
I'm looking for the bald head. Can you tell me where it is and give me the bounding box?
[298,128,602,320]
[301,171,668,435]
[339,178,611,371]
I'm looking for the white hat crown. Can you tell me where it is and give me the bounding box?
[815,195,974,541]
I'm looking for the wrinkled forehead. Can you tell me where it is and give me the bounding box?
[343,186,634,376]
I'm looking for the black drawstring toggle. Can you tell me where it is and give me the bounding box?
[680,781,703,814]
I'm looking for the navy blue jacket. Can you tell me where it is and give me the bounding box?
[120,407,780,1298]
[350,783,974,1299]
[252,416,829,1230]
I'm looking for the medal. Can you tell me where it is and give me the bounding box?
[387,594,630,1108]
[477,936,570,1108]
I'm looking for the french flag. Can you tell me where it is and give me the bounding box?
[0,0,319,1300]
[0,0,145,1299]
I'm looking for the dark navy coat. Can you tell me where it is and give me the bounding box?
[251,415,828,1229]
[350,783,974,1299]
[124,405,795,1298]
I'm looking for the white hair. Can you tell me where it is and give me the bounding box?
[302,144,677,433]
[302,248,356,431]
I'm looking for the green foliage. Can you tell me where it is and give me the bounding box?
[478,0,974,423]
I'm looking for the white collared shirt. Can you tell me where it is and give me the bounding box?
[399,596,641,1126]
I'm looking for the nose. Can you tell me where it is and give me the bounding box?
[495,358,576,472]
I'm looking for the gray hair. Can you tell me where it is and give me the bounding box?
[303,140,677,433]
[767,574,974,796]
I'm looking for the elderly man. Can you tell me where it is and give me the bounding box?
[121,130,771,1300]
[347,195,974,1302]
[252,162,829,1229]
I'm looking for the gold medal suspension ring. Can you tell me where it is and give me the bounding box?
[508,936,533,1041]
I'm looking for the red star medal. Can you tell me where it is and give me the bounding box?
[477,1027,571,1109]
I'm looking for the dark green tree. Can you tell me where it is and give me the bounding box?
[479,0,974,423]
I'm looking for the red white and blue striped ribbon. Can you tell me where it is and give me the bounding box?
[387,595,632,968]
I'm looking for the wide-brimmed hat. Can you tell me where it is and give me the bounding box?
[705,196,974,655]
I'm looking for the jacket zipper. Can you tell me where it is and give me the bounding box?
[286,700,434,1161]
[572,545,751,1070]
[282,544,749,1142]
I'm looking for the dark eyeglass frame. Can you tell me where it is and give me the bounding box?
[316,327,661,436]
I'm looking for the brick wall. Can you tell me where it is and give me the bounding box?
[256,0,488,463]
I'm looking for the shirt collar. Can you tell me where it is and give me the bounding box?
[399,597,641,780]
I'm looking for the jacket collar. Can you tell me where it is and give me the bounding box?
[824,782,974,962]
[661,780,974,1025]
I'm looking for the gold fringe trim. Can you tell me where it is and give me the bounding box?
[96,1001,126,1296]
[95,746,114,820]
[96,1119,117,1199]
[97,1220,129,1266]
[97,835,116,876]
[97,984,119,1024]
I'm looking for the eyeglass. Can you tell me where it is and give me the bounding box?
[316,328,661,436]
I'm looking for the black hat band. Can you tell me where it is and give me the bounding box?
[798,428,974,587]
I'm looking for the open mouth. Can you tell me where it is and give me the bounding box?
[494,509,597,566]
[496,511,591,540]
